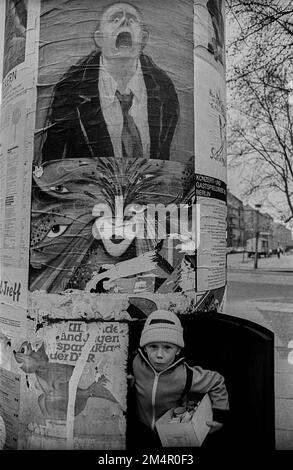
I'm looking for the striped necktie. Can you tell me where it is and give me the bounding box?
[116,90,143,159]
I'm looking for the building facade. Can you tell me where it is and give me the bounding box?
[227,191,293,251]
[227,191,244,249]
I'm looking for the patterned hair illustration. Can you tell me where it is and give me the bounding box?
[30,157,194,295]
[30,158,160,291]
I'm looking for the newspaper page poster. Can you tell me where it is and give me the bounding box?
[0,0,40,333]
[194,0,227,311]
[11,321,128,450]
[0,367,21,449]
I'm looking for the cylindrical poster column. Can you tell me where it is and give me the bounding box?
[0,0,226,450]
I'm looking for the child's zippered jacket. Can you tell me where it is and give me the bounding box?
[132,348,229,430]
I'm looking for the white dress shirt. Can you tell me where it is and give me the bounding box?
[98,57,150,159]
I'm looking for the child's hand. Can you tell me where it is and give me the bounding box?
[206,420,223,434]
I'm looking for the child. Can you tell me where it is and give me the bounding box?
[128,309,229,448]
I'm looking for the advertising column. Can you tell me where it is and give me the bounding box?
[0,0,226,450]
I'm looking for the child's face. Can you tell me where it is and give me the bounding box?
[144,342,180,372]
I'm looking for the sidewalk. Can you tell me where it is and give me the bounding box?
[225,252,293,450]
[227,251,293,272]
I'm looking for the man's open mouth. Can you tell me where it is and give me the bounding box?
[116,32,132,49]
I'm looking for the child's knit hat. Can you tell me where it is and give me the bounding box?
[139,310,184,348]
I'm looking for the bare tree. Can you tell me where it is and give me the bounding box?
[226,1,293,225]
[227,0,293,82]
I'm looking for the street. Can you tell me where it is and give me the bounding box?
[225,252,293,450]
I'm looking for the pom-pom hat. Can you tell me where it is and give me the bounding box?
[140,310,184,348]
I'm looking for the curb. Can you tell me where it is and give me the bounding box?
[228,267,293,274]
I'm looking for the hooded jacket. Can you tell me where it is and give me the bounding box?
[132,348,229,430]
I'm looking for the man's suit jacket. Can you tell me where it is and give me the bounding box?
[42,51,180,161]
